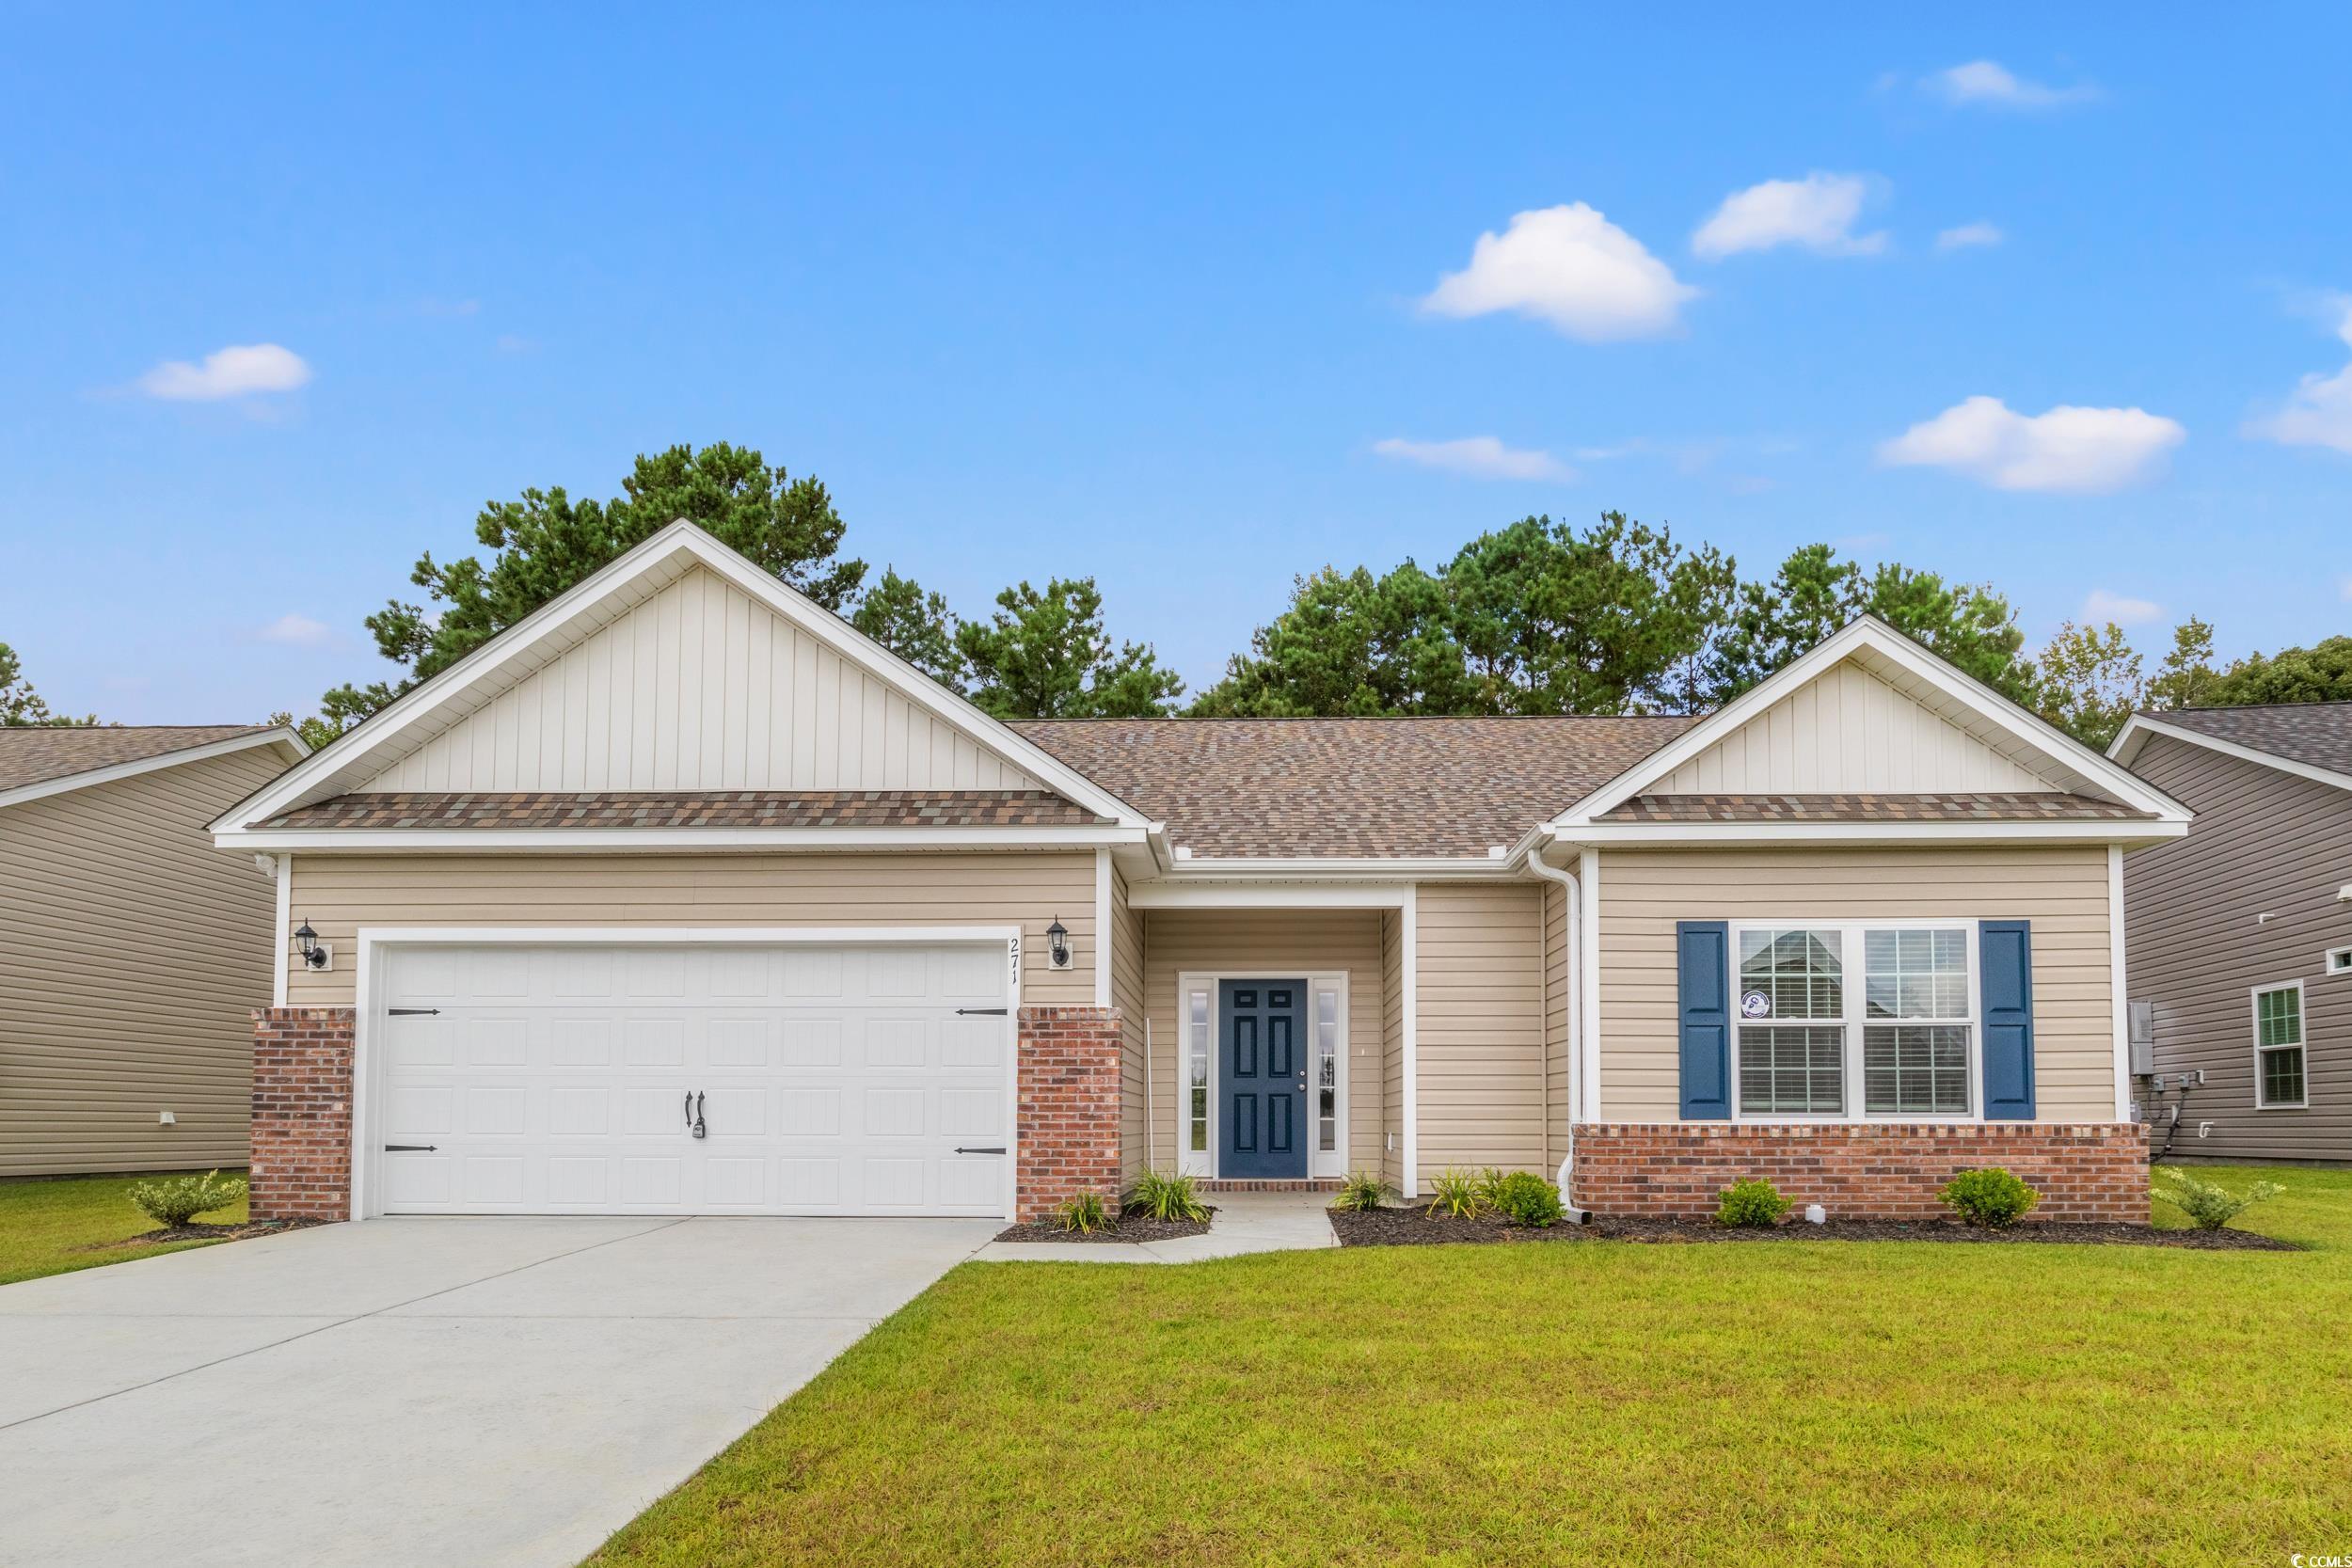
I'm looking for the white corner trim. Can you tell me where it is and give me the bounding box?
[0,728,303,814]
[2108,844,2130,1119]
[271,853,292,1008]
[1400,885,1419,1199]
[1579,848,1601,1121]
[1094,848,1113,1009]
[2109,713,2352,799]
[1549,617,2191,827]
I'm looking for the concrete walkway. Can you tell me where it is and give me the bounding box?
[971,1190,1340,1262]
[0,1214,998,1568]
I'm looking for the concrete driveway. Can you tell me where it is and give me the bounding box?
[0,1214,998,1568]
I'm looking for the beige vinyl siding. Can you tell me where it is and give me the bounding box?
[365,565,1045,795]
[1415,881,1548,1175]
[2,744,293,1175]
[284,851,1097,1008]
[1109,862,1149,1180]
[1661,658,2056,794]
[1543,879,1570,1164]
[1597,846,2117,1123]
[1140,910,1387,1175]
[1382,909,1405,1191]
[2124,734,2352,1162]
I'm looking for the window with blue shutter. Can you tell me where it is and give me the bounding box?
[1978,920,2036,1120]
[1677,921,1731,1119]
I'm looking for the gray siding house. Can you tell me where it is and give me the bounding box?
[2111,703,2352,1163]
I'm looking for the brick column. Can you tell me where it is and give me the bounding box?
[251,1007,358,1222]
[1015,1006,1122,1221]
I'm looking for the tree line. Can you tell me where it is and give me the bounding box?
[6,441,2346,747]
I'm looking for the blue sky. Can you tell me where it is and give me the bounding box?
[4,6,2348,723]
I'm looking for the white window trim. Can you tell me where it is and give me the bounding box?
[2250,978,2310,1111]
[1725,919,1984,1125]
[1173,970,1350,1180]
[2325,945,2351,977]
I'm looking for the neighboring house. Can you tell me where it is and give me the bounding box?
[2,723,308,1176]
[2110,703,2352,1163]
[212,522,2185,1227]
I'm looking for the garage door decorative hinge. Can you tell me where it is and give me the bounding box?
[388,1007,440,1017]
[954,1007,1008,1016]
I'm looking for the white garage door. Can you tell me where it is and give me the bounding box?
[373,941,1011,1216]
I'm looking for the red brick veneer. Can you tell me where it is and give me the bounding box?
[250,1007,358,1222]
[1568,1121,2149,1222]
[1016,1006,1123,1221]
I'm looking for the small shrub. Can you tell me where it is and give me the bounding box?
[1055,1192,1112,1234]
[1330,1170,1392,1212]
[1424,1167,1485,1219]
[2153,1169,2285,1231]
[1714,1178,1792,1228]
[1125,1169,1208,1223]
[127,1169,248,1230]
[1488,1171,1565,1227]
[1940,1167,2040,1228]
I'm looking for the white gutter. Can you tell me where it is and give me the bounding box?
[1523,848,1587,1220]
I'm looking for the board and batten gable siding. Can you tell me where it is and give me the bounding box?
[364,565,1047,794]
[1110,863,1149,1180]
[1415,881,1548,1175]
[282,851,1098,1008]
[1595,847,2118,1122]
[2,744,291,1175]
[1137,909,1388,1176]
[2123,733,2352,1161]
[1661,659,2056,794]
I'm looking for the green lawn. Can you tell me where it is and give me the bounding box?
[589,1164,2352,1567]
[0,1171,249,1287]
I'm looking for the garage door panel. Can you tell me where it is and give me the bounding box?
[378,942,1009,1216]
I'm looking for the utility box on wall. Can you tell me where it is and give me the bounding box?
[2127,1000,2155,1077]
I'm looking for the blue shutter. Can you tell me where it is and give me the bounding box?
[1979,920,2036,1120]
[1677,921,1731,1120]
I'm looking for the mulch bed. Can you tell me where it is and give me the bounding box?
[82,1216,326,1253]
[1329,1207,2297,1251]
[993,1209,1216,1244]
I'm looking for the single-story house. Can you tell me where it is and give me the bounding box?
[213,521,2185,1224]
[2111,701,2352,1162]
[3,722,307,1175]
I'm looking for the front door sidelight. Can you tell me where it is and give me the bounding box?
[1219,979,1308,1180]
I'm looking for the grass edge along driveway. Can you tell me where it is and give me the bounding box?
[587,1164,2352,1568]
[0,1171,250,1287]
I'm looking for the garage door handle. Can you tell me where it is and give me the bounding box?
[389,1007,439,1017]
[955,1007,1008,1016]
[955,1147,1006,1155]
[385,1144,437,1152]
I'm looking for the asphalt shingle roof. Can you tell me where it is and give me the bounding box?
[262,790,1111,831]
[1010,715,1697,858]
[1601,792,2153,823]
[2145,702,2352,779]
[0,724,275,794]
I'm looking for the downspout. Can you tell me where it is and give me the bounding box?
[1524,847,1585,1220]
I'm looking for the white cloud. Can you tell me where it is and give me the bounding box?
[2083,589,2163,626]
[1878,396,2185,493]
[136,343,311,401]
[1935,221,2005,252]
[1927,60,2099,110]
[1373,436,1574,482]
[1421,203,1696,341]
[2246,297,2352,455]
[1692,173,1887,260]
[253,612,333,646]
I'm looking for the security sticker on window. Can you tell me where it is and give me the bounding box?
[1740,990,1772,1020]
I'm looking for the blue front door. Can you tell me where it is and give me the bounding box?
[1220,979,1308,1179]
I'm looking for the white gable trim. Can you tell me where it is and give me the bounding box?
[1548,616,2189,828]
[1,728,306,813]
[2109,712,2352,798]
[215,522,1150,835]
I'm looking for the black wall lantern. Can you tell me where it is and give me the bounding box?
[293,919,330,970]
[1045,915,1072,969]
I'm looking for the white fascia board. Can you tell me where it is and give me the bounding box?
[1127,880,1415,910]
[214,824,1150,852]
[218,521,1152,831]
[2109,713,2352,798]
[1549,818,2189,847]
[2,728,304,813]
[1158,855,1523,881]
[1549,616,2191,827]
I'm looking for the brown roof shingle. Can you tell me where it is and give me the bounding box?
[262,789,1112,832]
[1601,792,2153,824]
[2143,701,2352,779]
[0,725,277,794]
[1010,715,1695,858]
